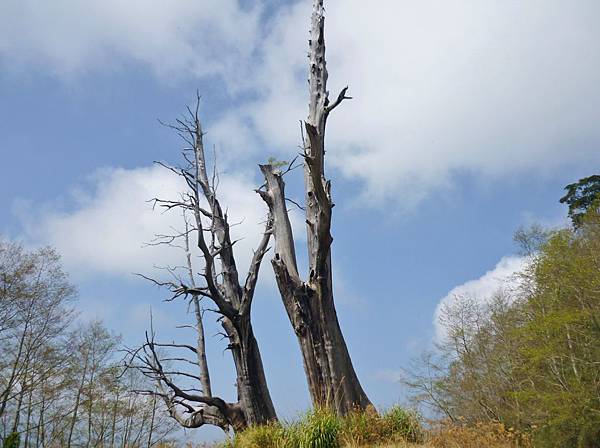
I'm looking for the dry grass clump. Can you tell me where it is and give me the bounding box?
[226,421,287,448]
[426,421,532,448]
[341,406,423,447]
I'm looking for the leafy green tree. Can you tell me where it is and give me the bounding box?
[405,207,600,448]
[513,209,600,447]
[559,175,600,228]
[2,432,19,448]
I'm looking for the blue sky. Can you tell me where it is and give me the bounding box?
[2,0,600,442]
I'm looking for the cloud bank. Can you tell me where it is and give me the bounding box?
[0,0,261,84]
[433,255,527,340]
[3,0,600,204]
[20,165,272,280]
[241,0,600,204]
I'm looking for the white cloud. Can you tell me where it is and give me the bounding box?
[20,165,272,281]
[0,0,261,84]
[3,0,600,205]
[434,256,527,341]
[237,0,600,205]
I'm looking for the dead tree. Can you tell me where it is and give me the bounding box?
[258,0,373,414]
[126,100,276,433]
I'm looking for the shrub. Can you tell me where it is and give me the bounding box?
[340,407,383,446]
[2,432,20,448]
[381,406,423,444]
[297,408,341,448]
[339,405,423,447]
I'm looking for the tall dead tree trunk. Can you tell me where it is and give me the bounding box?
[128,99,276,433]
[259,0,372,415]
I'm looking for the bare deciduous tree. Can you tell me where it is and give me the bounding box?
[0,241,76,422]
[1,240,172,446]
[258,0,373,415]
[126,100,277,433]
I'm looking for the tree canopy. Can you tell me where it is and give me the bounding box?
[559,175,600,228]
[405,205,600,447]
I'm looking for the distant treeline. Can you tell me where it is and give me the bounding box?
[0,241,176,447]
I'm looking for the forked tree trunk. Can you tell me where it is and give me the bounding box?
[183,221,274,428]
[187,114,277,430]
[224,315,276,427]
[259,0,372,415]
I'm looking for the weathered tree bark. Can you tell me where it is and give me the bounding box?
[184,109,276,429]
[259,0,372,415]
[129,101,276,433]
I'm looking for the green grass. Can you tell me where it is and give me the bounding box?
[224,406,423,448]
